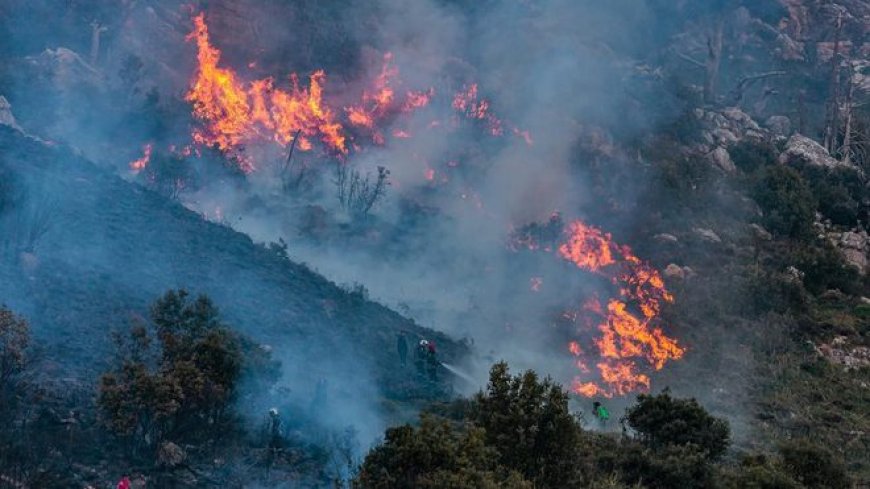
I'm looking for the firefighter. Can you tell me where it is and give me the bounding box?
[592,401,610,427]
[268,407,282,448]
[397,331,409,367]
[426,340,438,381]
[415,340,428,375]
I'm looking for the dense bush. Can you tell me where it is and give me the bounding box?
[798,165,866,227]
[624,389,730,461]
[730,139,779,173]
[0,306,29,413]
[752,166,816,240]
[778,440,850,489]
[356,364,754,489]
[353,415,531,489]
[98,290,246,459]
[470,362,583,488]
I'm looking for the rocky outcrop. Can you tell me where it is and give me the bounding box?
[694,227,722,243]
[816,336,870,371]
[828,229,869,274]
[0,96,22,133]
[764,115,792,136]
[779,134,861,172]
[710,146,737,173]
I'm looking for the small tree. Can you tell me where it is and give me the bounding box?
[353,414,530,489]
[624,389,730,461]
[470,362,583,488]
[0,306,29,408]
[778,440,850,489]
[752,166,816,240]
[98,290,244,460]
[334,164,390,217]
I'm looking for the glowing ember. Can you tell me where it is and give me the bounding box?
[129,143,152,173]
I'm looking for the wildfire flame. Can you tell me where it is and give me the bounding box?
[515,217,684,398]
[184,13,529,175]
[129,143,152,173]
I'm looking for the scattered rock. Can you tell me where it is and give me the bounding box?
[157,442,186,468]
[764,115,791,136]
[722,107,762,132]
[749,223,773,241]
[829,229,869,274]
[816,336,870,371]
[709,146,736,173]
[664,264,685,279]
[693,227,722,243]
[654,233,679,244]
[779,134,861,172]
[785,265,804,283]
[861,296,870,305]
[711,128,739,146]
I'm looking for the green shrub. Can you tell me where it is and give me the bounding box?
[625,389,730,461]
[798,165,866,226]
[730,139,779,173]
[98,290,247,458]
[752,166,816,240]
[470,362,583,488]
[353,415,531,489]
[778,440,850,489]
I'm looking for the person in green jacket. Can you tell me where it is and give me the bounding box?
[592,401,610,427]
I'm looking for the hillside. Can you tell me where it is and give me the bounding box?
[0,123,461,403]
[1,0,869,487]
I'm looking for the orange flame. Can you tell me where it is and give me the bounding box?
[558,220,683,397]
[515,217,684,398]
[129,144,152,173]
[185,12,347,169]
[184,13,532,175]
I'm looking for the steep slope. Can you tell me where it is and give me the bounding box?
[0,125,461,399]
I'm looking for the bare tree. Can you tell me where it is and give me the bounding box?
[823,7,846,154]
[280,129,307,193]
[704,14,725,105]
[333,165,390,217]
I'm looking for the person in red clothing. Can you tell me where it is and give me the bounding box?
[117,475,131,489]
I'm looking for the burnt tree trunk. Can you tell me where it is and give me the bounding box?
[704,16,725,105]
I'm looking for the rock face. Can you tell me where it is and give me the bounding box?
[694,227,722,243]
[710,146,736,173]
[817,336,870,371]
[0,96,22,132]
[158,442,186,468]
[764,115,792,136]
[829,229,869,274]
[779,134,861,171]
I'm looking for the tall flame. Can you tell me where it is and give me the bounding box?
[186,12,347,170]
[129,143,152,173]
[184,12,529,174]
[515,217,684,398]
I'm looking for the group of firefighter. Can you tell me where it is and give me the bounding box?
[396,330,440,381]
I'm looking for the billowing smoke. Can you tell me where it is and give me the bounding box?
[0,0,693,450]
